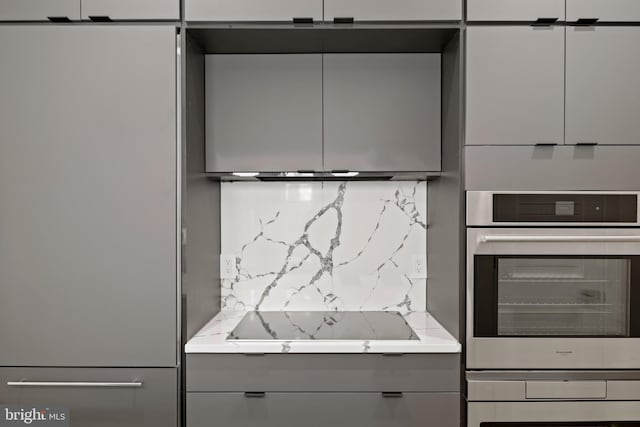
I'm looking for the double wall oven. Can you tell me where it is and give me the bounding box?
[467,191,640,369]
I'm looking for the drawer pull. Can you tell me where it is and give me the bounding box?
[244,392,266,398]
[7,381,143,388]
[47,16,72,22]
[334,17,354,24]
[576,141,598,146]
[88,16,112,22]
[574,18,599,25]
[382,392,404,398]
[533,17,559,26]
[535,142,558,146]
[293,17,313,24]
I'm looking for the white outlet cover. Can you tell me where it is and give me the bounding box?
[410,254,428,279]
[220,254,238,279]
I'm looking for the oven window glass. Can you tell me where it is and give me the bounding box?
[497,258,630,336]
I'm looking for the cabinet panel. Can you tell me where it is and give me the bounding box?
[205,54,323,172]
[467,0,565,21]
[324,0,461,21]
[466,26,564,145]
[0,26,177,367]
[0,0,79,21]
[323,53,441,172]
[566,27,640,145]
[567,0,640,22]
[81,0,179,20]
[185,0,322,22]
[187,392,460,427]
[0,368,177,427]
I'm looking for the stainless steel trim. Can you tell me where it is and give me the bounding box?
[467,190,640,226]
[525,381,607,400]
[467,370,640,381]
[7,381,143,388]
[175,31,182,368]
[479,234,640,243]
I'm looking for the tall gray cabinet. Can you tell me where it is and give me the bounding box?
[0,25,178,426]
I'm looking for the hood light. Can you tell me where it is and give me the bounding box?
[330,171,360,178]
[232,172,260,177]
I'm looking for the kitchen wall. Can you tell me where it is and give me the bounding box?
[220,181,427,313]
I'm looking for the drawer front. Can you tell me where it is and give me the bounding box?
[81,0,179,20]
[0,0,80,21]
[185,0,323,22]
[567,0,640,22]
[0,368,177,427]
[323,0,461,21]
[467,0,565,21]
[187,392,460,427]
[187,354,460,392]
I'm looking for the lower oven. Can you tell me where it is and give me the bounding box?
[466,191,640,370]
[468,372,640,427]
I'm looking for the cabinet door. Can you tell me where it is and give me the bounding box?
[324,0,461,21]
[566,27,640,145]
[466,26,564,145]
[0,368,177,427]
[467,0,565,21]
[187,392,460,427]
[205,54,323,172]
[81,0,179,20]
[567,0,640,22]
[0,0,79,21]
[0,26,177,367]
[323,54,441,172]
[185,0,322,22]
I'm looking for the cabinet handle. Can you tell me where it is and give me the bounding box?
[244,392,266,398]
[47,16,71,22]
[574,18,599,25]
[533,17,559,26]
[535,142,558,146]
[7,381,142,388]
[88,16,112,22]
[293,17,313,24]
[334,17,355,24]
[382,392,404,398]
[576,141,598,146]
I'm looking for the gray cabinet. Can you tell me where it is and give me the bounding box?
[187,392,460,427]
[0,367,177,427]
[0,0,79,21]
[185,0,323,22]
[323,0,461,21]
[0,26,177,367]
[205,54,323,172]
[323,53,441,172]
[467,0,565,21]
[81,0,179,20]
[566,27,640,145]
[466,26,564,145]
[567,0,640,22]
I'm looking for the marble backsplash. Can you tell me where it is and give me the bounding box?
[220,181,427,313]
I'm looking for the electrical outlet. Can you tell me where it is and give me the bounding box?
[411,254,428,279]
[220,254,237,279]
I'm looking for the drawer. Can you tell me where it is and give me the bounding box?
[186,353,460,392]
[187,392,460,427]
[0,0,80,21]
[467,0,565,22]
[567,0,640,22]
[185,0,323,22]
[81,0,179,21]
[465,145,640,191]
[0,367,177,427]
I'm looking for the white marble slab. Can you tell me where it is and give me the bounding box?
[220,181,428,312]
[185,311,461,354]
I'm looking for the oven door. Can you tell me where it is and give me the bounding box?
[467,228,640,369]
[469,401,640,427]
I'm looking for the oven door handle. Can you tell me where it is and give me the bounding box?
[479,235,640,243]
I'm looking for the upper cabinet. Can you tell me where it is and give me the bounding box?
[466,26,565,145]
[324,0,461,21]
[186,0,323,22]
[323,54,441,172]
[566,27,640,145]
[0,0,80,21]
[205,54,323,172]
[467,0,565,22]
[81,0,179,21]
[567,0,640,22]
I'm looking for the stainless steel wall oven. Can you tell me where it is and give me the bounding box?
[467,191,640,369]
